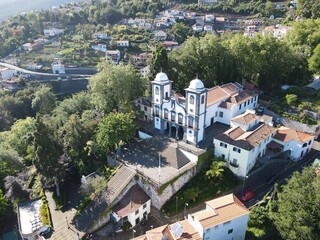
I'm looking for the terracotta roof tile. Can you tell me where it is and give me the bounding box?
[274,126,314,143]
[231,112,259,126]
[230,90,258,105]
[206,86,230,106]
[218,101,234,109]
[112,184,150,218]
[215,124,276,151]
[220,83,241,94]
[191,194,249,229]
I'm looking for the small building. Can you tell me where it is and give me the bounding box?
[162,41,179,51]
[214,120,276,177]
[17,199,44,240]
[111,184,151,228]
[205,14,215,23]
[273,126,315,160]
[204,24,213,32]
[106,50,121,64]
[134,96,153,122]
[43,28,64,36]
[92,32,110,40]
[52,59,65,74]
[91,44,107,52]
[192,23,203,32]
[136,193,249,240]
[0,67,17,80]
[246,25,256,32]
[188,194,249,240]
[198,0,218,5]
[140,65,150,78]
[154,30,167,41]
[116,40,130,47]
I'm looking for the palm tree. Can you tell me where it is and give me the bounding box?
[206,161,225,185]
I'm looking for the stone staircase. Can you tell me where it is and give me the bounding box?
[72,164,136,232]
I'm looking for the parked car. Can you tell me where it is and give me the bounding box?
[241,191,255,201]
[38,225,52,236]
[266,175,277,185]
[256,106,264,115]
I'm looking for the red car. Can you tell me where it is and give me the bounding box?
[241,191,255,201]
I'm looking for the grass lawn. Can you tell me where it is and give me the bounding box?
[161,167,240,216]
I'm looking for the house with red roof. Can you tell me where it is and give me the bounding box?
[273,126,314,160]
[134,193,249,240]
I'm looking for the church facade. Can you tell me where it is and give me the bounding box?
[151,72,259,145]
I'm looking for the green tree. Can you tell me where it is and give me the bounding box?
[297,0,320,19]
[168,35,235,92]
[150,43,169,80]
[0,189,8,226]
[285,94,299,106]
[59,114,95,174]
[270,166,320,240]
[95,112,137,154]
[32,86,56,114]
[308,43,320,74]
[7,117,36,159]
[172,22,189,44]
[90,62,147,113]
[33,117,65,196]
[0,144,23,186]
[206,161,225,184]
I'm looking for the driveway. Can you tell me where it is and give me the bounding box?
[45,182,83,240]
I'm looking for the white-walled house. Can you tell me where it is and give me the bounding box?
[106,50,121,63]
[214,122,276,177]
[273,126,315,160]
[151,72,259,146]
[0,67,17,80]
[188,193,249,240]
[135,194,249,240]
[111,184,151,228]
[116,40,130,47]
[91,44,107,52]
[92,32,110,40]
[154,30,167,41]
[43,28,64,36]
[52,62,65,74]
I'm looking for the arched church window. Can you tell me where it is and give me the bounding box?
[164,109,169,119]
[155,87,159,95]
[189,95,194,105]
[188,116,194,128]
[155,106,160,117]
[201,95,205,104]
[178,113,183,124]
[171,111,176,122]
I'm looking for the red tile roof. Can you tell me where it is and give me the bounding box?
[274,126,314,143]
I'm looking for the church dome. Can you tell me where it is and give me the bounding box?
[155,72,169,82]
[188,78,204,90]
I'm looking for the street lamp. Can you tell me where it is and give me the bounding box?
[241,175,249,195]
[65,216,70,229]
[184,203,189,219]
[132,229,136,239]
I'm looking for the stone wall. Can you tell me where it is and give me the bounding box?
[137,166,196,210]
[87,178,136,233]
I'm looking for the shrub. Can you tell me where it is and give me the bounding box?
[122,221,132,231]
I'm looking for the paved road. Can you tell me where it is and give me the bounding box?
[239,149,320,208]
[0,62,92,78]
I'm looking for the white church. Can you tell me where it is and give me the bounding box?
[151,72,259,145]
